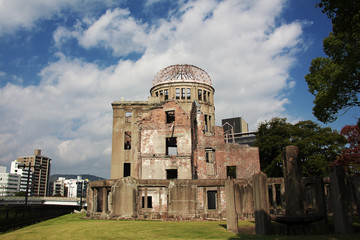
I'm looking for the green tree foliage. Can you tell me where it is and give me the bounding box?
[255,117,346,177]
[305,0,360,123]
[332,124,360,173]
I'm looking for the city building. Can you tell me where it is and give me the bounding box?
[64,176,87,198]
[222,117,257,146]
[51,177,66,197]
[51,176,88,198]
[0,166,21,196]
[10,149,51,196]
[87,64,261,219]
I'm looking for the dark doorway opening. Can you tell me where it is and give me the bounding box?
[207,191,217,209]
[124,163,131,177]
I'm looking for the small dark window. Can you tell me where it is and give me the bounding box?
[166,110,175,123]
[164,89,169,100]
[205,148,215,163]
[204,114,208,132]
[166,169,178,179]
[155,92,158,97]
[207,191,217,209]
[208,116,212,132]
[142,196,153,208]
[124,163,130,177]
[124,131,131,150]
[181,88,185,99]
[176,88,180,99]
[203,90,207,102]
[227,166,236,179]
[160,90,163,96]
[166,137,177,155]
[198,89,202,101]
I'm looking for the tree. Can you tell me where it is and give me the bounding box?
[305,0,360,123]
[255,118,292,177]
[255,118,346,177]
[332,124,360,173]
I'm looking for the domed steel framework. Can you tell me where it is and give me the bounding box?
[152,64,212,87]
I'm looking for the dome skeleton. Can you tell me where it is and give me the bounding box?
[152,64,212,87]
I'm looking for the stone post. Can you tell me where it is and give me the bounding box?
[252,172,271,235]
[330,166,353,233]
[112,177,137,217]
[283,146,304,216]
[225,179,239,233]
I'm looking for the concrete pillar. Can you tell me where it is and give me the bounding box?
[271,184,277,212]
[330,166,353,233]
[252,172,271,235]
[282,146,304,216]
[102,187,108,214]
[225,179,239,233]
[112,177,137,217]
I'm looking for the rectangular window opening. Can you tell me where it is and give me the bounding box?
[207,191,217,209]
[181,88,185,99]
[187,88,191,99]
[204,114,208,132]
[124,131,131,150]
[124,163,131,177]
[142,196,153,208]
[226,166,236,179]
[166,169,178,179]
[166,137,177,156]
[166,110,175,124]
[209,116,212,132]
[203,90,207,102]
[205,148,215,163]
[164,89,169,100]
[198,89,202,101]
[176,88,180,99]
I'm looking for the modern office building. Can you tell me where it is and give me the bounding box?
[10,149,51,196]
[222,117,257,146]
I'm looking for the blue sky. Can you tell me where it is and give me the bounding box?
[0,0,358,178]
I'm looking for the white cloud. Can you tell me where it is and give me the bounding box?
[0,0,307,178]
[0,0,118,36]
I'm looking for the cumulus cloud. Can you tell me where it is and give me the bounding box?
[0,0,307,178]
[0,0,118,36]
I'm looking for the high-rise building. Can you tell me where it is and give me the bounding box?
[0,166,21,196]
[10,149,51,196]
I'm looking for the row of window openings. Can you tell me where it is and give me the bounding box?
[124,133,178,156]
[141,190,218,210]
[123,163,178,180]
[155,88,210,102]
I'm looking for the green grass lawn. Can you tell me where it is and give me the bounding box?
[0,213,359,240]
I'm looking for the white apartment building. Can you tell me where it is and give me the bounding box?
[0,166,21,196]
[10,160,33,195]
[64,176,87,198]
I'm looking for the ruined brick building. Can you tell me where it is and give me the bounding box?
[87,64,261,219]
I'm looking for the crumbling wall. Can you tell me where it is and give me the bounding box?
[139,101,193,179]
[194,112,260,179]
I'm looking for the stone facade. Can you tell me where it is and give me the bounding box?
[87,64,261,219]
